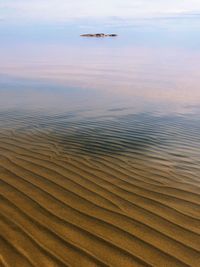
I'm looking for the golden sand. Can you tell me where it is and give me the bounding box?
[0,114,200,267]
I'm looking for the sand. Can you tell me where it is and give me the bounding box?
[0,112,200,267]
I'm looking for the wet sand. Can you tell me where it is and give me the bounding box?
[0,109,200,267]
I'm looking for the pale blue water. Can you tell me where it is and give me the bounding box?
[0,17,200,156]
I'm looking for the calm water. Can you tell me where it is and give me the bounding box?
[1,17,200,267]
[1,18,200,159]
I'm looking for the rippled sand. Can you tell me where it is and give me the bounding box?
[0,110,200,267]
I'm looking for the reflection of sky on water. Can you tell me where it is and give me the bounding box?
[0,17,200,164]
[0,17,200,115]
[1,16,200,47]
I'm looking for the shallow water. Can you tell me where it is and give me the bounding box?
[0,18,200,267]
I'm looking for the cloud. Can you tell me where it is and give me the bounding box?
[1,0,200,22]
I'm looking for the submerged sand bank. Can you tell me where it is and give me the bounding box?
[0,110,200,267]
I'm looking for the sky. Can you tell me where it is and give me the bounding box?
[0,0,200,23]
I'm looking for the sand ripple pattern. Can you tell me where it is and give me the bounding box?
[0,110,200,267]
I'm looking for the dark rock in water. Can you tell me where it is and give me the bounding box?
[80,33,118,37]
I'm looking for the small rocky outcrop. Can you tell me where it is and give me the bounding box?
[80,33,118,37]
